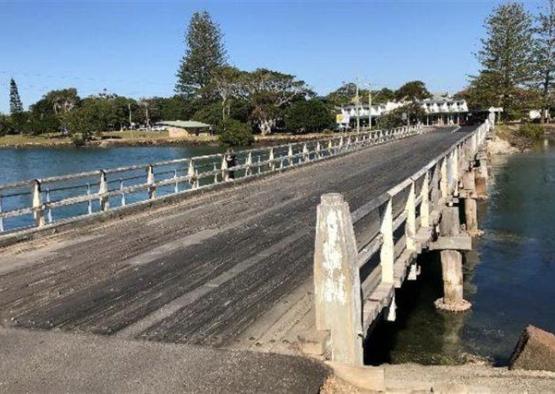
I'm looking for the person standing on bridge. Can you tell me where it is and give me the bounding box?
[225,148,237,179]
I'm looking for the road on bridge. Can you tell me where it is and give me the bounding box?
[0,126,473,354]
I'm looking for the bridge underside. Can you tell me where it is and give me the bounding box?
[0,127,473,355]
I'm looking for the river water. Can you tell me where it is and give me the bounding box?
[368,137,555,366]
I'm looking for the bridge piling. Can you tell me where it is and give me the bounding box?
[314,193,363,366]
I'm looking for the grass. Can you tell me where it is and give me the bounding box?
[0,133,71,147]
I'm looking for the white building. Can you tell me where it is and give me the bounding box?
[336,96,469,129]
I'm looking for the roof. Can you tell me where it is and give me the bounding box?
[157,120,211,129]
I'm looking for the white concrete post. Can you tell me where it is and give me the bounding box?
[380,197,394,283]
[288,144,294,165]
[269,148,275,171]
[315,142,321,159]
[99,170,109,211]
[302,143,309,162]
[213,163,218,184]
[440,157,448,199]
[194,169,200,189]
[32,179,45,227]
[328,140,333,154]
[314,193,363,366]
[245,152,253,176]
[187,159,196,188]
[420,171,430,228]
[221,156,229,182]
[147,164,156,199]
[405,181,417,251]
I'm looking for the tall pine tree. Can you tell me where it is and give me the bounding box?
[175,11,227,98]
[533,0,555,122]
[475,2,534,119]
[9,78,24,114]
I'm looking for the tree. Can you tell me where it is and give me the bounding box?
[43,88,80,115]
[372,88,396,104]
[284,99,334,133]
[532,0,555,122]
[175,11,227,98]
[9,79,23,114]
[395,81,431,101]
[218,119,254,146]
[325,82,358,106]
[210,66,246,121]
[475,2,534,119]
[378,103,425,130]
[243,68,313,134]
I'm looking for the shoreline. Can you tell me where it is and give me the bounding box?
[0,131,336,149]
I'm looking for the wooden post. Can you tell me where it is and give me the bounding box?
[405,181,417,251]
[314,193,363,365]
[380,197,394,283]
[32,179,45,227]
[99,170,109,211]
[147,164,156,199]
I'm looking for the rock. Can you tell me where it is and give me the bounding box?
[487,136,519,155]
[509,325,555,372]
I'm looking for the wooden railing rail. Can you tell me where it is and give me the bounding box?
[313,120,490,365]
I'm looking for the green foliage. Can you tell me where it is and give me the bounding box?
[192,102,222,126]
[9,79,23,114]
[325,83,358,106]
[284,99,334,133]
[218,119,254,146]
[517,123,544,139]
[475,2,534,119]
[176,11,227,98]
[378,103,425,130]
[395,81,431,101]
[532,0,555,120]
[0,114,13,136]
[64,104,106,144]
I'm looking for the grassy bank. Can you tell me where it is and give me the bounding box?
[494,123,552,151]
[0,130,337,148]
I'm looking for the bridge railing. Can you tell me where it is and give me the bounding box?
[313,121,490,365]
[0,125,424,235]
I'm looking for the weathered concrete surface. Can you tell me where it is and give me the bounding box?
[0,328,329,393]
[0,127,473,354]
[384,364,555,393]
[510,325,555,372]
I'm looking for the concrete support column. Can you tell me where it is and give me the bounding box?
[435,205,471,312]
[314,193,363,366]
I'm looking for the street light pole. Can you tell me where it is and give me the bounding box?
[368,89,372,130]
[355,83,360,133]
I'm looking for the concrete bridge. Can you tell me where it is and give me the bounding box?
[0,123,491,388]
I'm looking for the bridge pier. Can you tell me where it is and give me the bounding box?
[474,152,488,199]
[431,204,472,312]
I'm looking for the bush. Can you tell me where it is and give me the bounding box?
[517,123,544,140]
[218,119,254,146]
[284,99,334,133]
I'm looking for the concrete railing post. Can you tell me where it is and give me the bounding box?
[221,156,229,182]
[99,170,109,211]
[420,171,430,228]
[302,143,309,162]
[269,148,275,171]
[315,142,321,159]
[405,181,417,251]
[314,193,363,366]
[188,159,197,189]
[32,179,45,227]
[245,152,253,176]
[380,197,394,283]
[288,144,294,165]
[440,157,448,200]
[147,164,156,198]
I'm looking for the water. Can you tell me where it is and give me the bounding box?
[370,137,555,366]
[0,145,224,231]
[0,145,224,185]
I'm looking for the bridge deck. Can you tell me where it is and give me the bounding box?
[0,126,472,355]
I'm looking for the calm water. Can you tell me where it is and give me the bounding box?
[369,137,555,366]
[0,145,224,231]
[0,145,224,185]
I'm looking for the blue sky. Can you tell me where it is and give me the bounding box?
[0,0,544,113]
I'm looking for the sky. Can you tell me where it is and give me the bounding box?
[0,0,545,113]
